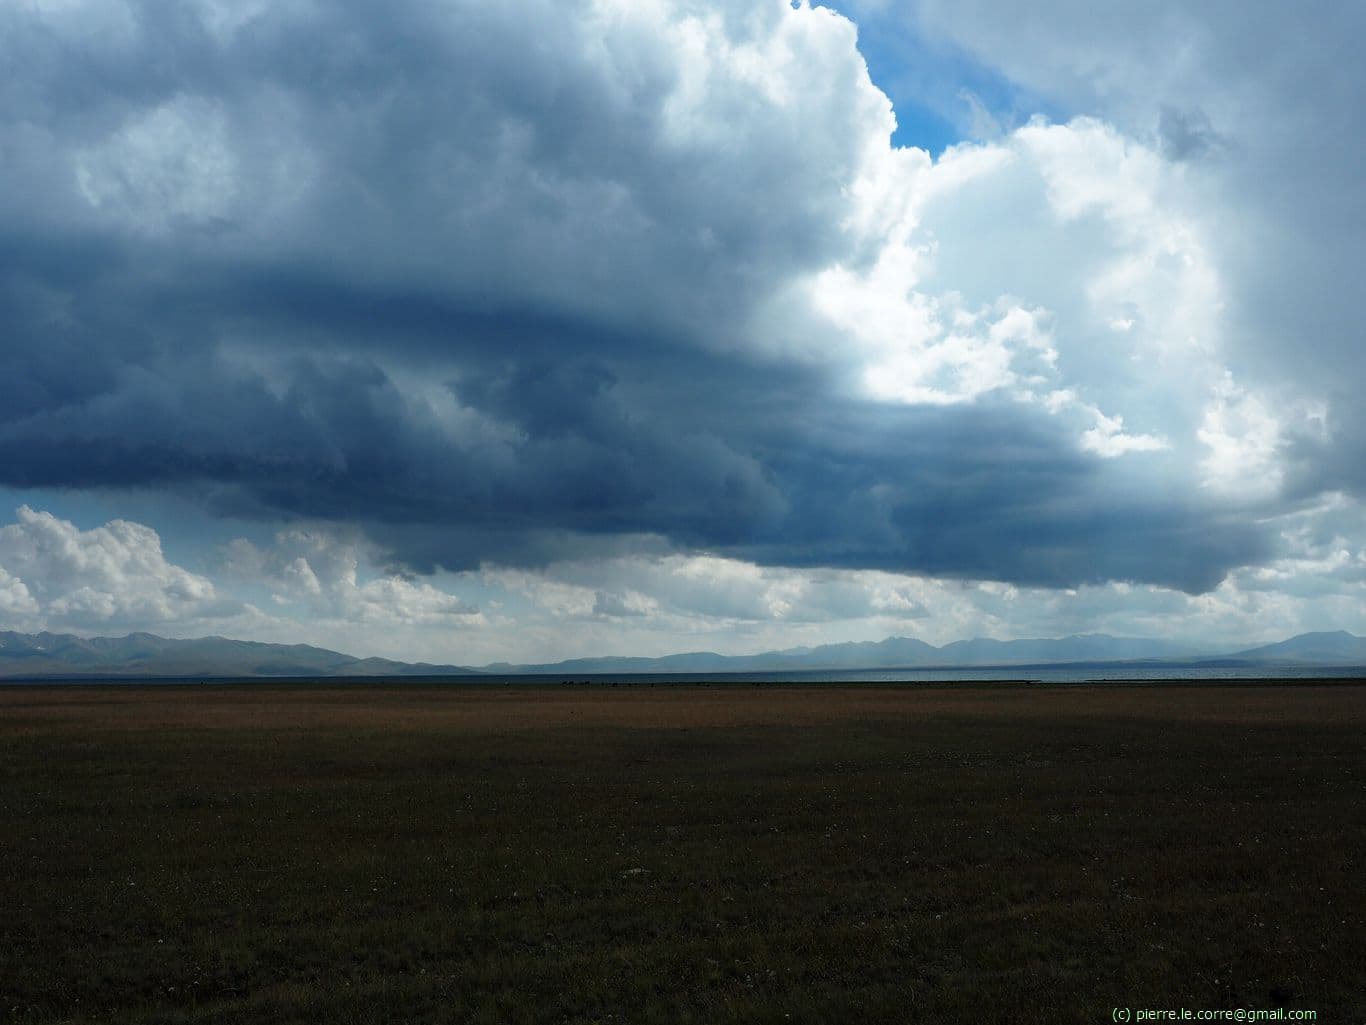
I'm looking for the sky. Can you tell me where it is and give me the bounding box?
[2,0,1364,665]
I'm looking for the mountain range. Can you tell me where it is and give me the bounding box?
[0,631,473,679]
[1,628,1365,679]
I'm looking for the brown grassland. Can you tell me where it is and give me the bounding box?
[1,682,1363,1024]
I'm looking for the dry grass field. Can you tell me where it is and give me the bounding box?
[2,682,1363,1024]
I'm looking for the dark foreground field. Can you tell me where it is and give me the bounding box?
[2,683,1363,1024]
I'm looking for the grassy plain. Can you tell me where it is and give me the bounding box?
[1,682,1363,1024]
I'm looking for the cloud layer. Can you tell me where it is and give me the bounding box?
[1,0,1362,657]
[1,505,1361,666]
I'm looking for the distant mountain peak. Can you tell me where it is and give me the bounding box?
[1231,630,1366,664]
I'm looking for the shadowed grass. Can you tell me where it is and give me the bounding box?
[1,683,1363,1023]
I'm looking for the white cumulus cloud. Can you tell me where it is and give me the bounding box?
[0,506,227,629]
[226,531,482,628]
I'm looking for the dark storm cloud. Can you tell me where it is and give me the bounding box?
[1156,106,1224,163]
[1281,397,1366,503]
[0,0,1276,593]
[0,302,1264,593]
[731,398,1268,592]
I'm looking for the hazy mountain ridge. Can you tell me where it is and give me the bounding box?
[1226,630,1366,664]
[490,633,1203,674]
[1,628,1362,679]
[0,631,473,678]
